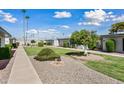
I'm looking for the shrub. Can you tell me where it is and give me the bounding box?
[27,43,30,46]
[5,44,12,49]
[12,43,17,48]
[46,42,52,45]
[34,48,60,61]
[38,41,44,47]
[31,40,36,43]
[0,47,11,60]
[63,40,69,47]
[106,39,116,52]
[66,51,85,56]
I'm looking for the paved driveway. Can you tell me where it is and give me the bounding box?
[30,56,123,84]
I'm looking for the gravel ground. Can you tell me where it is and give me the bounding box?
[0,51,16,84]
[30,56,123,84]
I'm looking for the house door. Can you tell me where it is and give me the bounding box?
[123,38,124,51]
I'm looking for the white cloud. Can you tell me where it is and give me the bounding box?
[53,11,72,18]
[112,15,124,22]
[0,10,17,23]
[60,25,70,29]
[27,28,62,40]
[80,9,115,26]
[78,22,83,26]
[26,29,38,34]
[83,22,101,26]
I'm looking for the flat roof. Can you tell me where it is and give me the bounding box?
[57,38,70,40]
[101,34,124,38]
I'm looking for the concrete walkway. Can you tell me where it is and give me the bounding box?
[8,46,42,84]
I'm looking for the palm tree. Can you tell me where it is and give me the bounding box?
[21,9,26,45]
[25,16,30,45]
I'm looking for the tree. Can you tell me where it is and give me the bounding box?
[25,16,30,45]
[70,29,91,56]
[21,9,26,45]
[31,40,36,46]
[88,31,99,50]
[109,22,124,34]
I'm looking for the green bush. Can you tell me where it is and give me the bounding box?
[0,47,11,60]
[5,44,12,49]
[106,39,116,52]
[38,41,44,47]
[63,40,69,47]
[46,42,52,45]
[12,43,17,48]
[34,48,60,61]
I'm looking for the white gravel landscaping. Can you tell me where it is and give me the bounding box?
[30,56,123,84]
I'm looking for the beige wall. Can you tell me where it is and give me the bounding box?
[116,37,123,52]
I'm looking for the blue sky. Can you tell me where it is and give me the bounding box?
[0,9,124,40]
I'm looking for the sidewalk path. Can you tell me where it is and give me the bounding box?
[8,46,42,84]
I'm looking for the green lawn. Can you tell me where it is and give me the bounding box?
[24,46,77,56]
[85,54,124,82]
[24,46,124,82]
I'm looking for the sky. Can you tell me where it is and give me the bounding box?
[0,9,124,40]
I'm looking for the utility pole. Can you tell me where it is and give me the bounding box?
[21,9,26,45]
[25,16,30,45]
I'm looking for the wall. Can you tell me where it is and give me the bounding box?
[102,37,123,52]
[54,39,59,47]
[0,35,5,47]
[5,37,10,44]
[116,37,123,52]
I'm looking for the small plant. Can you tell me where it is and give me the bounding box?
[106,39,116,52]
[34,48,60,61]
[38,41,44,47]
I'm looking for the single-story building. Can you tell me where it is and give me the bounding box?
[45,39,54,45]
[44,38,70,47]
[58,38,70,47]
[101,34,124,53]
[0,27,11,47]
[10,37,16,44]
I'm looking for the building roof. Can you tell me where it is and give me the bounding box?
[57,38,70,40]
[101,34,124,38]
[0,26,11,37]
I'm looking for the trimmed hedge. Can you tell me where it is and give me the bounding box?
[34,48,60,61]
[106,39,116,52]
[0,47,11,60]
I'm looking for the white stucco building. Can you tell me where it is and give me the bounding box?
[101,34,124,53]
[0,27,11,47]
